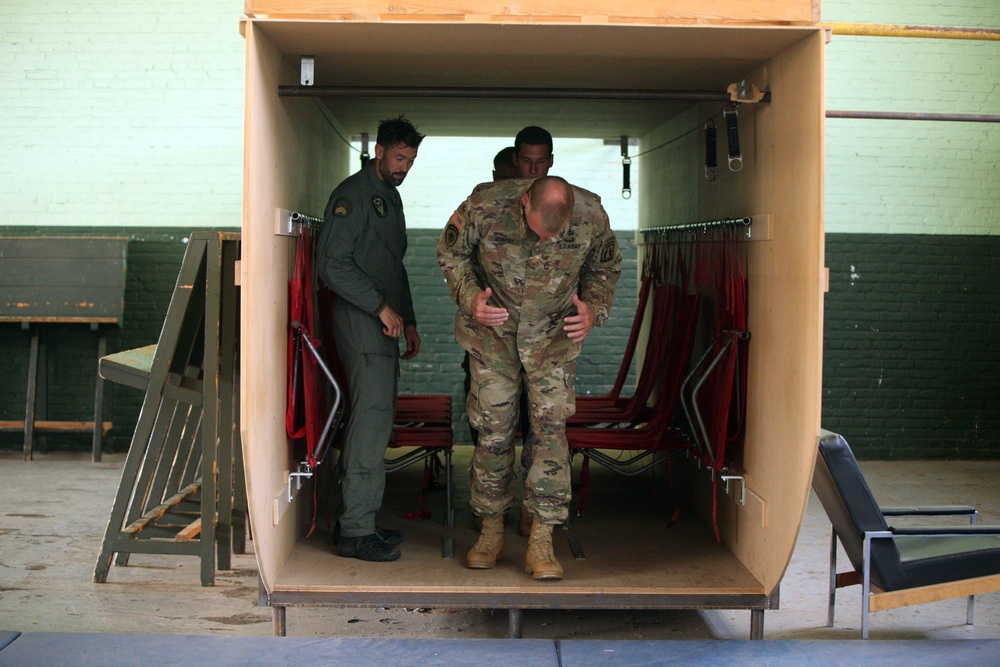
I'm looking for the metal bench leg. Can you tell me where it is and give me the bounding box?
[93,330,107,462]
[446,448,453,527]
[508,609,523,638]
[272,606,287,636]
[750,609,764,639]
[828,526,838,627]
[23,326,39,461]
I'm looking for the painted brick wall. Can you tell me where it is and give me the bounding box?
[824,1,1000,236]
[823,234,1000,458]
[0,1,245,228]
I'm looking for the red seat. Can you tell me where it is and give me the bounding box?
[567,289,700,511]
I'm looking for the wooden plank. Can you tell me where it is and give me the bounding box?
[836,571,862,588]
[122,481,202,535]
[99,345,157,390]
[245,0,817,23]
[869,573,1000,613]
[0,420,112,433]
[175,518,203,542]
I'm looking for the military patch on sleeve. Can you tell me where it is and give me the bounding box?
[371,195,388,218]
[448,210,465,232]
[600,237,618,264]
[444,223,460,248]
[332,197,352,218]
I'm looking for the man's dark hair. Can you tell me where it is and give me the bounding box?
[493,146,516,170]
[377,116,424,149]
[514,126,553,155]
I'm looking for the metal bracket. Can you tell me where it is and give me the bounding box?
[300,56,315,86]
[720,471,747,506]
[286,461,313,503]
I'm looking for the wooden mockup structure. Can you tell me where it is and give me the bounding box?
[239,0,825,638]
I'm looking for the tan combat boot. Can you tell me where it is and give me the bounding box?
[466,514,505,569]
[517,506,533,537]
[524,518,564,580]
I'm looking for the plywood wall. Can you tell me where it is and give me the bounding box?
[241,21,350,592]
[639,30,825,593]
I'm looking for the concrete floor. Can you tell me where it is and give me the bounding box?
[1,447,998,642]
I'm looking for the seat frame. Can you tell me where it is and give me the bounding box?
[816,431,1000,639]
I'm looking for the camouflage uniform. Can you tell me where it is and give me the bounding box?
[316,161,415,539]
[437,178,621,524]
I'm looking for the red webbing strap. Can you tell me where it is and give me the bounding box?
[607,274,654,400]
[402,456,433,521]
[285,225,325,467]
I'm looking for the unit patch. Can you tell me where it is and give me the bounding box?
[444,223,460,248]
[600,238,618,264]
[332,197,352,218]
[372,195,388,218]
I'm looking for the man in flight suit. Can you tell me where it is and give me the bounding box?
[316,117,424,562]
[438,176,621,580]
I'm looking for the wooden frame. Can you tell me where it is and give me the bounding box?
[244,0,819,24]
[241,17,825,638]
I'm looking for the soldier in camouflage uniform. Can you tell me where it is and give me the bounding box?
[437,176,621,580]
[316,117,424,563]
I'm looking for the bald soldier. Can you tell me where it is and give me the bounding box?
[438,176,621,580]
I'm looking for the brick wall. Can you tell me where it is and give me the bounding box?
[823,234,1000,458]
[824,1,1000,236]
[0,1,245,229]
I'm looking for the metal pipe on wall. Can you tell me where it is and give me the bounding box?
[826,22,1000,41]
[826,110,1000,123]
[278,85,742,103]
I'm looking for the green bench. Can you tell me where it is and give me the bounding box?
[0,236,127,461]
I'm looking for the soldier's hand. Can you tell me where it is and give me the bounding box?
[564,294,594,343]
[473,287,509,327]
[378,304,405,339]
[401,324,421,360]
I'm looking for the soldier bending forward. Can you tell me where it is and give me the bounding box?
[437,176,621,580]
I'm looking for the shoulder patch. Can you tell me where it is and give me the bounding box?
[371,195,388,218]
[600,237,618,264]
[448,210,465,232]
[444,224,460,248]
[332,197,352,218]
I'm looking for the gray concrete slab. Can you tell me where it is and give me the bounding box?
[0,449,998,642]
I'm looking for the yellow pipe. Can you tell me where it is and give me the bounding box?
[825,22,1000,41]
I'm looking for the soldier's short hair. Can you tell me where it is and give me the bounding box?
[515,126,553,156]
[493,146,516,170]
[527,176,574,234]
[377,116,424,149]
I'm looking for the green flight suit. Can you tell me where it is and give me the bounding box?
[317,161,415,538]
